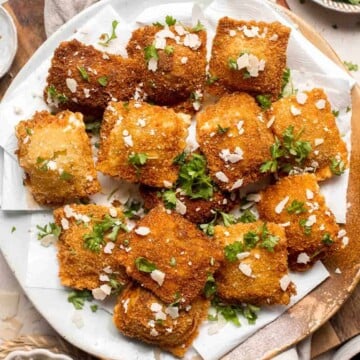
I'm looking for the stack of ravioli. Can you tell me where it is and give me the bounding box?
[14,15,348,358]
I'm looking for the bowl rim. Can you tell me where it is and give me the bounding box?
[4,348,73,360]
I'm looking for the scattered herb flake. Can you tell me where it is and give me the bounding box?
[204,274,217,298]
[238,210,257,223]
[11,226,16,233]
[90,304,98,312]
[68,290,92,310]
[98,20,119,47]
[330,157,345,176]
[228,58,238,70]
[344,61,358,72]
[299,219,312,236]
[170,257,177,267]
[206,73,219,85]
[98,76,108,87]
[220,212,236,227]
[322,233,334,245]
[135,257,157,273]
[36,222,61,240]
[47,85,68,104]
[256,94,272,110]
[60,171,74,181]
[192,20,205,32]
[217,124,230,134]
[286,200,307,215]
[164,45,174,55]
[224,241,244,262]
[165,15,176,26]
[85,121,101,136]
[77,66,89,81]
[144,44,159,62]
[162,190,177,209]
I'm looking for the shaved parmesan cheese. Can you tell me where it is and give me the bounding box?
[165,306,179,319]
[306,189,314,200]
[100,284,112,295]
[109,207,117,217]
[275,196,289,214]
[337,229,346,238]
[61,218,69,230]
[150,328,159,336]
[183,33,201,50]
[229,29,236,37]
[123,298,129,313]
[150,269,165,286]
[150,303,162,312]
[315,99,326,109]
[266,116,275,128]
[148,58,158,72]
[175,199,187,215]
[314,138,324,146]
[247,193,261,202]
[135,226,150,236]
[239,262,253,277]
[290,105,301,116]
[236,252,251,260]
[215,171,229,183]
[279,275,291,291]
[104,242,115,254]
[297,252,310,264]
[305,215,317,227]
[40,234,58,247]
[296,92,308,105]
[66,78,77,93]
[99,274,110,282]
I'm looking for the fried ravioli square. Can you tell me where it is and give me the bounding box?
[268,88,348,180]
[54,204,129,293]
[208,17,291,100]
[44,39,141,116]
[15,110,100,205]
[257,174,340,271]
[116,205,223,306]
[126,22,207,113]
[214,221,296,305]
[97,100,190,188]
[113,284,209,358]
[196,93,274,191]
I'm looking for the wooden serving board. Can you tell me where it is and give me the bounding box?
[0,1,359,359]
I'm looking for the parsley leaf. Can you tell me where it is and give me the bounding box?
[170,257,177,266]
[173,151,187,166]
[90,304,98,312]
[128,153,148,167]
[281,68,291,96]
[228,58,238,70]
[204,274,217,298]
[164,45,174,55]
[77,66,89,81]
[344,61,358,72]
[243,231,259,249]
[199,214,217,236]
[162,190,177,209]
[36,222,61,240]
[177,153,213,200]
[299,219,312,236]
[243,304,260,324]
[109,278,124,295]
[68,290,92,310]
[144,44,159,62]
[192,20,205,32]
[165,15,176,26]
[256,94,272,110]
[286,200,307,215]
[85,121,101,135]
[206,73,219,85]
[330,157,345,176]
[98,76,108,87]
[322,233,334,245]
[332,109,340,117]
[47,85,68,104]
[11,226,16,233]
[238,210,257,223]
[224,241,244,262]
[135,257,157,273]
[260,223,279,252]
[217,124,229,134]
[98,20,119,46]
[220,212,236,227]
[123,200,142,219]
[60,171,74,181]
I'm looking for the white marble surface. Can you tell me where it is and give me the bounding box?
[0,0,359,354]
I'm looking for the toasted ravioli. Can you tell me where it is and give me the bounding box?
[15,110,100,205]
[126,23,207,113]
[97,100,190,188]
[268,88,348,180]
[196,93,274,191]
[44,39,141,116]
[257,174,340,271]
[113,284,209,358]
[214,221,295,305]
[208,17,290,100]
[116,205,223,306]
[54,204,129,291]
[140,185,236,224]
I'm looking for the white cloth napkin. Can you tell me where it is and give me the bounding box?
[40,1,356,360]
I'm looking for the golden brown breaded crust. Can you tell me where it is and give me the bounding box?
[113,284,209,358]
[44,39,142,117]
[268,88,348,181]
[116,205,223,306]
[140,185,236,224]
[257,174,340,271]
[15,110,100,206]
[127,25,207,114]
[54,204,129,290]
[208,18,291,100]
[196,92,274,191]
[96,100,190,188]
[214,221,296,305]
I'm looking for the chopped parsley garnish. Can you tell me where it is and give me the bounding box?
[209,298,260,326]
[322,233,334,245]
[259,223,279,252]
[90,304,98,312]
[128,153,148,167]
[68,290,92,310]
[220,212,236,227]
[330,157,345,176]
[60,171,74,181]
[170,257,177,266]
[344,61,358,72]
[26,128,33,136]
[243,231,259,249]
[256,94,272,110]
[135,257,157,273]
[204,274,217,298]
[281,68,291,96]
[98,20,119,47]
[177,153,213,200]
[165,15,176,26]
[173,151,187,166]
[192,20,205,32]
[164,45,174,55]
[97,76,108,87]
[11,226,16,233]
[332,109,340,117]
[123,200,142,219]
[109,278,124,295]
[153,21,164,27]
[299,219,312,236]
[85,121,101,136]
[36,222,61,240]
[47,85,68,104]
[144,44,159,62]
[224,241,244,262]
[217,124,229,134]
[206,73,219,85]
[260,126,312,174]
[238,210,257,223]
[77,66,89,81]
[228,58,238,70]
[83,215,128,252]
[286,200,307,215]
[199,215,217,236]
[162,190,177,209]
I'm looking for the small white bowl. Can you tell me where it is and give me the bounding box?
[0,5,18,78]
[4,348,73,360]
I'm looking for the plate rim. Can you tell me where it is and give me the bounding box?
[0,1,359,360]
[310,0,360,13]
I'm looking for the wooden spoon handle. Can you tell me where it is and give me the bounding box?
[275,0,290,9]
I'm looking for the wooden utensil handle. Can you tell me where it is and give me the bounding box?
[276,0,290,9]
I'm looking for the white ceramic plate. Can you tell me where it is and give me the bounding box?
[310,0,360,13]
[0,6,17,78]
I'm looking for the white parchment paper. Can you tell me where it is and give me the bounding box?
[0,2,353,359]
